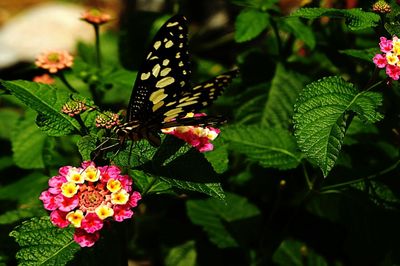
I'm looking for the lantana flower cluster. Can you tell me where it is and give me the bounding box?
[373,36,400,80]
[39,161,141,247]
[96,111,120,129]
[35,50,74,74]
[162,113,221,152]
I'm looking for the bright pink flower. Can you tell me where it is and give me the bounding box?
[373,54,387,68]
[379,37,393,53]
[162,113,221,152]
[50,210,69,228]
[58,195,79,212]
[387,65,400,80]
[39,162,141,247]
[73,229,100,248]
[113,205,134,222]
[81,213,103,233]
[40,191,61,211]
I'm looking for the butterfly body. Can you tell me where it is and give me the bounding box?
[116,15,238,147]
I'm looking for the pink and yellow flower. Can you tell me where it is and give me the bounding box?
[35,50,74,74]
[81,9,111,25]
[33,74,55,84]
[161,113,221,152]
[39,162,141,247]
[373,36,400,80]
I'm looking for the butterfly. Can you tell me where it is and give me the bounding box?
[114,15,238,147]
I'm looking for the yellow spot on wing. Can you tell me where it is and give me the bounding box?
[140,72,151,80]
[154,41,161,50]
[167,21,179,27]
[152,101,164,112]
[204,83,213,88]
[176,52,181,58]
[156,77,175,88]
[164,108,183,117]
[149,89,167,104]
[160,68,172,77]
[163,59,170,66]
[177,101,198,107]
[193,85,202,90]
[152,64,161,77]
[165,40,174,48]
[166,101,176,106]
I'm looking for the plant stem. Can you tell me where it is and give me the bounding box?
[58,72,77,93]
[320,158,400,191]
[270,17,283,57]
[94,24,102,69]
[74,115,88,135]
[302,163,313,190]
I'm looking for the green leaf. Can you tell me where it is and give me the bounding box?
[11,112,47,169]
[261,64,307,128]
[160,176,225,200]
[273,239,328,266]
[1,80,80,136]
[339,48,379,62]
[159,149,225,199]
[204,138,229,174]
[186,193,260,248]
[165,241,197,266]
[10,217,80,266]
[293,76,383,177]
[77,135,97,161]
[0,108,20,140]
[282,18,316,49]
[0,207,46,225]
[223,125,302,170]
[130,170,172,194]
[0,172,48,204]
[231,0,278,10]
[290,8,380,31]
[235,8,270,43]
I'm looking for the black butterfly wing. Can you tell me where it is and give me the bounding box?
[158,69,239,125]
[126,15,191,123]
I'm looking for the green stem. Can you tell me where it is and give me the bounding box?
[321,158,400,191]
[58,72,77,93]
[270,17,283,57]
[302,163,313,190]
[74,115,88,135]
[94,24,102,69]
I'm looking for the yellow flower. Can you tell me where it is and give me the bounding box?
[95,205,114,220]
[111,189,129,205]
[66,167,84,184]
[83,166,100,182]
[386,52,399,65]
[61,182,79,198]
[107,179,122,193]
[66,210,84,227]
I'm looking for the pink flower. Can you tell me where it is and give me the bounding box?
[162,113,221,152]
[39,162,141,247]
[387,65,400,80]
[50,210,69,228]
[40,191,61,211]
[379,37,393,53]
[373,54,387,68]
[81,213,103,233]
[73,229,100,248]
[35,50,74,74]
[81,9,111,25]
[113,206,134,222]
[33,74,55,84]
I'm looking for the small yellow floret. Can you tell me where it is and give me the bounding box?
[107,179,122,193]
[66,167,84,184]
[95,205,114,220]
[386,52,399,65]
[61,182,79,198]
[66,210,84,227]
[207,130,218,140]
[83,166,100,182]
[111,189,129,205]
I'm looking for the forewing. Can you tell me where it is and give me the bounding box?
[158,69,239,123]
[126,15,191,122]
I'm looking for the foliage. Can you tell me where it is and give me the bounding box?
[1,0,400,265]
